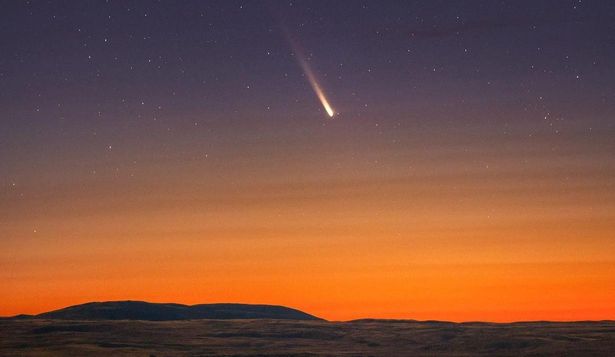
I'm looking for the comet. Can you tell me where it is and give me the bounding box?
[284,30,335,118]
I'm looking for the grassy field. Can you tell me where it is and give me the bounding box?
[1,319,614,356]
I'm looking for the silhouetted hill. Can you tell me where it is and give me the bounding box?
[33,301,322,321]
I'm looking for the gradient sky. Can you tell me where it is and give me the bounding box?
[1,0,615,321]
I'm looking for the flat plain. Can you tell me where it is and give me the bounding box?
[1,319,615,356]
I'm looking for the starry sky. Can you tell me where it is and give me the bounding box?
[1,0,615,321]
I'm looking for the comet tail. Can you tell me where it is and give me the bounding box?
[295,54,335,117]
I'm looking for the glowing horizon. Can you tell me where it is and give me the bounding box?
[2,127,614,321]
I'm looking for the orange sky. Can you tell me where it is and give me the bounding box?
[2,122,614,322]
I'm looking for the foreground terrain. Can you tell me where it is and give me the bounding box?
[1,319,614,356]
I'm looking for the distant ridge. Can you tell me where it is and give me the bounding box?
[25,301,322,321]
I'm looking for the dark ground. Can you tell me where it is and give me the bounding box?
[1,319,614,356]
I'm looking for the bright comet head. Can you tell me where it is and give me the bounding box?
[326,107,335,117]
[321,95,335,118]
